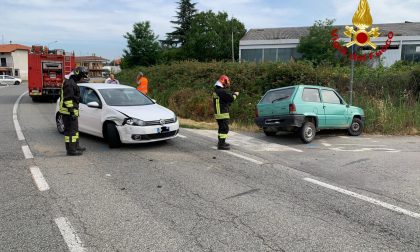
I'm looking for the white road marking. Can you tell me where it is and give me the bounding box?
[13,91,28,141]
[29,166,50,191]
[211,147,264,165]
[178,134,187,139]
[186,129,303,152]
[335,144,387,147]
[304,178,420,220]
[22,145,33,159]
[339,136,350,139]
[330,147,400,153]
[321,142,332,147]
[55,217,86,252]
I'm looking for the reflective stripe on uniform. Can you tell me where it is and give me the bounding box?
[65,136,70,143]
[215,113,230,120]
[64,100,74,108]
[213,92,229,119]
[218,133,228,139]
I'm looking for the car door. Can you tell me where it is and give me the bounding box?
[301,88,326,128]
[77,86,88,133]
[321,89,348,128]
[4,75,13,85]
[79,88,103,137]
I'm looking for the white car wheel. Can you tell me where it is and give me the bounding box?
[56,113,65,134]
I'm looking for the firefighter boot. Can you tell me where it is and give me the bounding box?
[76,142,86,152]
[217,138,230,150]
[67,143,83,156]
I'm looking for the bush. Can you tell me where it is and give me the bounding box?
[117,61,420,135]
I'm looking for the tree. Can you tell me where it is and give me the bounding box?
[122,21,161,68]
[164,0,198,47]
[297,19,343,65]
[183,11,246,61]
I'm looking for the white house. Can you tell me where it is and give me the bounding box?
[239,22,420,67]
[0,44,31,80]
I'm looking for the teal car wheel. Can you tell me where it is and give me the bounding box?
[299,121,316,144]
[348,118,363,136]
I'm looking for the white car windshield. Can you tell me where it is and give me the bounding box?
[99,88,154,106]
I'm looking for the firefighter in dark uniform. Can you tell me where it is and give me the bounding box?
[213,75,239,150]
[59,67,88,156]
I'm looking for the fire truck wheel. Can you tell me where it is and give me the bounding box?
[56,113,65,134]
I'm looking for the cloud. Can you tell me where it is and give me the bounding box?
[331,0,420,25]
[1,0,419,59]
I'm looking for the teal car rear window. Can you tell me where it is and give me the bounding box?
[260,88,295,104]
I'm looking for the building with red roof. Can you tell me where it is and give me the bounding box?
[0,44,31,80]
[76,54,108,78]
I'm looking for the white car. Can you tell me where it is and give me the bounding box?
[55,83,179,148]
[0,75,21,85]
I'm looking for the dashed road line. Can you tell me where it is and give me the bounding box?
[55,217,86,252]
[13,91,28,141]
[211,147,264,165]
[304,178,420,220]
[30,166,50,191]
[22,145,34,159]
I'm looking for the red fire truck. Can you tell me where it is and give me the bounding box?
[28,45,75,101]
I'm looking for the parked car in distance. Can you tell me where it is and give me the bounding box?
[55,83,179,148]
[255,85,365,143]
[0,75,21,85]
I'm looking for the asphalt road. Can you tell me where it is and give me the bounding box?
[1,83,420,251]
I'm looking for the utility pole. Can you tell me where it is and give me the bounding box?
[350,45,354,106]
[231,17,235,62]
[232,30,235,62]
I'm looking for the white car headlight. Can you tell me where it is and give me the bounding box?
[174,114,178,122]
[125,118,146,126]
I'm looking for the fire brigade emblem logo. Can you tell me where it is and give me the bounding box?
[344,0,380,49]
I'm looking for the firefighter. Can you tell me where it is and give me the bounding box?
[60,67,88,156]
[136,72,148,95]
[213,75,239,150]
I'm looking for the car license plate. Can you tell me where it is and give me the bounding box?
[156,126,170,133]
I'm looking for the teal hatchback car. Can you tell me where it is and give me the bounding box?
[255,85,365,143]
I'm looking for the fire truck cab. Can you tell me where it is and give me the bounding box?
[28,45,75,101]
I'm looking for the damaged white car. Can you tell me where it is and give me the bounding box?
[55,83,179,148]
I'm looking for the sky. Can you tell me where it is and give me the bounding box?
[1,0,419,60]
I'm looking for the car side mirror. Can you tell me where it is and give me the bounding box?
[87,101,100,108]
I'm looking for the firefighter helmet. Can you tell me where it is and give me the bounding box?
[73,66,89,78]
[219,75,231,87]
